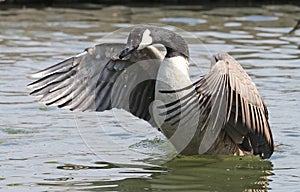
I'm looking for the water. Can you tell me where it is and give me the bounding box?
[0,4,300,191]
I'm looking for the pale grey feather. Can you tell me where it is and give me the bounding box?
[28,43,163,121]
[160,51,273,159]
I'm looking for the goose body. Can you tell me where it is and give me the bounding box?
[155,56,192,111]
[28,25,274,159]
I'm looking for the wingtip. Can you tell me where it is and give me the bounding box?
[159,89,177,93]
[26,80,36,89]
[26,71,46,79]
[254,142,274,160]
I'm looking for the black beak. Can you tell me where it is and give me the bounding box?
[119,46,136,59]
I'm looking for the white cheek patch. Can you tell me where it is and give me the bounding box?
[137,29,153,50]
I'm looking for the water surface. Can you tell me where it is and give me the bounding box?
[0,4,300,192]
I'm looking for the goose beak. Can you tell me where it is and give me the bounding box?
[119,46,136,59]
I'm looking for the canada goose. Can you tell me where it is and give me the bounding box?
[27,25,274,159]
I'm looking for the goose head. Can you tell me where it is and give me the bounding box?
[119,25,189,59]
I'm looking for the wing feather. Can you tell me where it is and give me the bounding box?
[158,51,273,158]
[215,52,273,158]
[27,43,163,122]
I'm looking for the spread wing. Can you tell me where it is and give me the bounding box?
[27,43,163,122]
[160,52,274,159]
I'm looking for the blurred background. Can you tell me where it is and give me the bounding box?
[0,1,299,192]
[1,0,300,6]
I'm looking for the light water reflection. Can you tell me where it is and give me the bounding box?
[0,4,299,192]
[35,156,272,192]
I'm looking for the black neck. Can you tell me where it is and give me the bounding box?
[165,47,187,59]
[148,26,189,59]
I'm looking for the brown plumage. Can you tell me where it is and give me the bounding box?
[160,52,273,158]
[27,25,274,159]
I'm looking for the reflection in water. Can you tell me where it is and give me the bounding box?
[37,156,273,192]
[150,156,272,192]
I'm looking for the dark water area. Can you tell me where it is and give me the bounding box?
[1,0,300,4]
[0,4,299,192]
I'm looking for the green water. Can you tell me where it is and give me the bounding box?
[0,4,299,192]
